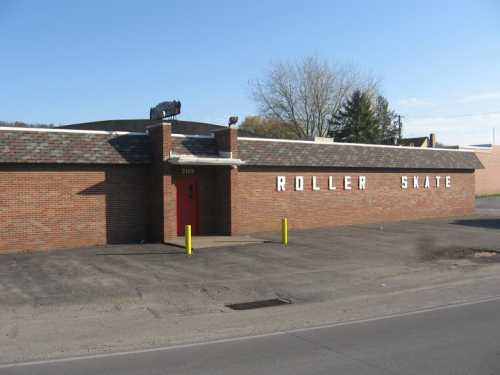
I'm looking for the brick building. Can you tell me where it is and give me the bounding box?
[0,121,483,252]
[451,145,500,196]
[474,146,500,196]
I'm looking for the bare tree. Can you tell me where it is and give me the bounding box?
[252,57,378,138]
[239,116,299,139]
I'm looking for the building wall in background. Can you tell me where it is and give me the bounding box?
[474,146,500,196]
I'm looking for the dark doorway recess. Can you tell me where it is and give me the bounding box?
[176,175,200,236]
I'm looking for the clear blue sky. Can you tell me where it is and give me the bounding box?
[1,0,499,144]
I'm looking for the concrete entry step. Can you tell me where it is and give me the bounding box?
[164,235,268,249]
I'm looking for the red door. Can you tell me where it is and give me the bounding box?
[176,176,199,236]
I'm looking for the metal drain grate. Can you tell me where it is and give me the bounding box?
[226,298,292,311]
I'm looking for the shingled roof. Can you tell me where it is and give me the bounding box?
[171,136,218,156]
[238,139,483,170]
[0,129,151,164]
[0,127,484,169]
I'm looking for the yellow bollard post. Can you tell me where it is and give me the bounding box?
[185,225,192,256]
[282,217,288,246]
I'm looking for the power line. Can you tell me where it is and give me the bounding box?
[404,111,500,120]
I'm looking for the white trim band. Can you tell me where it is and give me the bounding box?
[169,155,244,166]
[171,133,215,139]
[0,126,147,136]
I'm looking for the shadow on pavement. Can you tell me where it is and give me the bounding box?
[95,251,186,256]
[451,218,500,230]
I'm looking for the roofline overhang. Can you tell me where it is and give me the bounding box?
[0,126,147,136]
[168,155,244,166]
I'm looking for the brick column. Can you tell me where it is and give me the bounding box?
[214,127,239,235]
[149,121,176,242]
[215,127,239,158]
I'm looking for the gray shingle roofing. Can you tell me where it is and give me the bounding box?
[0,130,151,164]
[171,137,218,156]
[0,129,484,170]
[238,139,483,170]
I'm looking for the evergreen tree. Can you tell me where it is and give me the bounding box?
[374,95,400,141]
[330,90,382,143]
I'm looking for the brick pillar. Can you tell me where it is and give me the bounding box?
[214,127,239,235]
[149,121,176,242]
[215,127,238,158]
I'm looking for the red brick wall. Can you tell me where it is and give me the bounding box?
[0,164,150,252]
[230,167,475,234]
[148,122,178,241]
[214,128,238,157]
[474,147,500,196]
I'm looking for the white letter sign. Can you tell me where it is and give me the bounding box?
[295,176,304,191]
[435,176,441,188]
[274,174,451,192]
[424,176,430,189]
[328,176,336,190]
[312,176,320,191]
[277,176,286,192]
[344,176,351,190]
[358,176,366,190]
[401,176,408,189]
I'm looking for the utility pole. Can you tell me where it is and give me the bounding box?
[397,115,403,140]
[493,127,496,145]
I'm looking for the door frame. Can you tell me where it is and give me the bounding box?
[176,175,199,236]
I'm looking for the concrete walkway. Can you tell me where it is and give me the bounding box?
[164,235,268,249]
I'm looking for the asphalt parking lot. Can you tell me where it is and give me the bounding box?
[1,197,500,362]
[1,198,500,311]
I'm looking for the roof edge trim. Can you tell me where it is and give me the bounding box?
[171,133,215,139]
[168,155,243,166]
[0,126,147,136]
[237,136,476,153]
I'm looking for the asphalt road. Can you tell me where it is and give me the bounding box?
[3,298,500,375]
